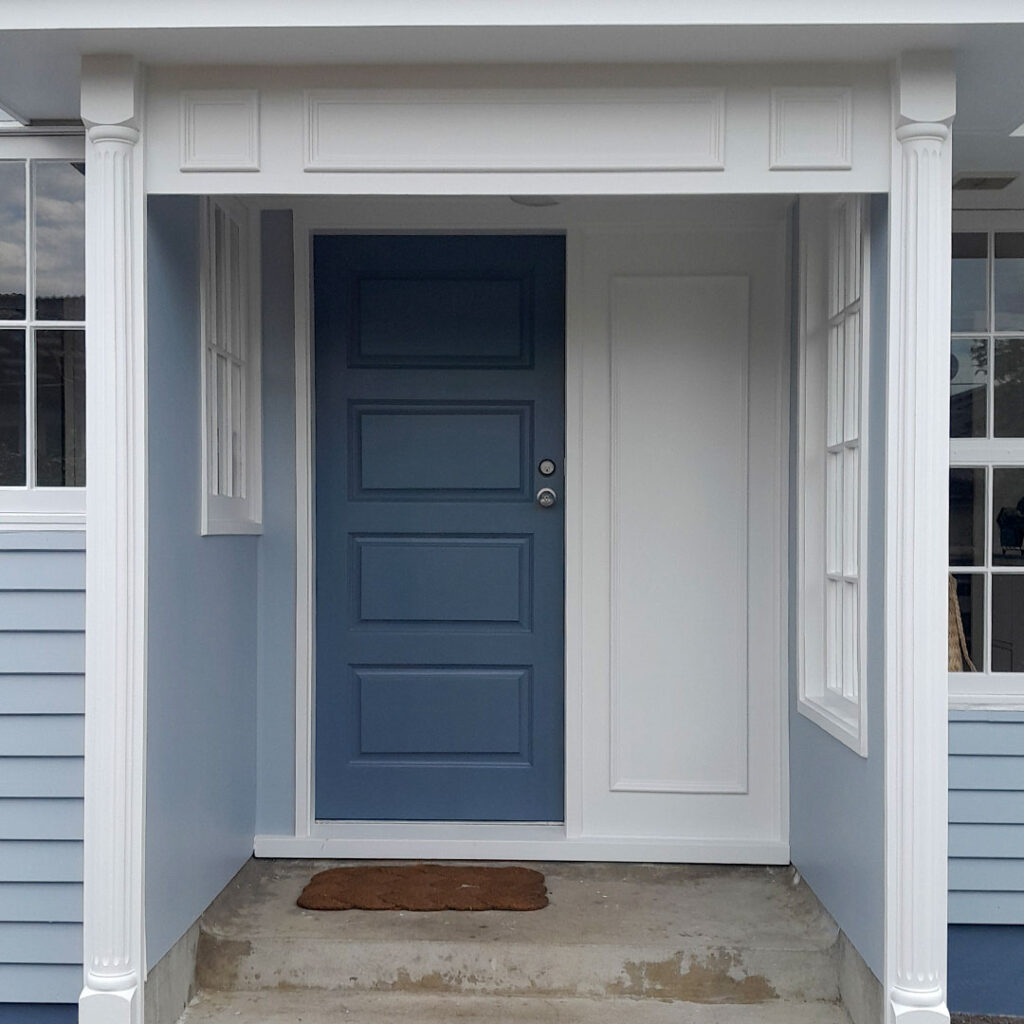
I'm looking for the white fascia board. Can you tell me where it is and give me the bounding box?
[4,0,1024,29]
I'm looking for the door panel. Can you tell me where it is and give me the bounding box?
[313,234,565,821]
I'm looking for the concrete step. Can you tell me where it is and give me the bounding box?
[196,860,840,1005]
[180,989,853,1023]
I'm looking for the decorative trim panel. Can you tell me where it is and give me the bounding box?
[770,87,852,171]
[180,89,260,172]
[304,87,725,173]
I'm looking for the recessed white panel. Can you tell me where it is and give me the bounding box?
[770,87,852,170]
[609,275,749,793]
[305,88,725,172]
[180,90,260,172]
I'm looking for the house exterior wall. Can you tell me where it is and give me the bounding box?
[0,531,84,1014]
[255,210,298,837]
[788,195,887,980]
[144,195,259,969]
[946,711,1024,1014]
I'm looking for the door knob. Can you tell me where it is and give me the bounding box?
[536,487,557,508]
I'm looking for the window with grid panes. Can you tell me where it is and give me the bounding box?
[199,196,261,535]
[0,153,86,525]
[796,195,870,754]
[950,221,1024,703]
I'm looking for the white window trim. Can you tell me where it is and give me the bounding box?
[796,195,870,755]
[0,134,86,530]
[199,196,262,535]
[949,208,1024,711]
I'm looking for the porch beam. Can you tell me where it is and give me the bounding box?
[884,51,954,1024]
[79,55,147,1024]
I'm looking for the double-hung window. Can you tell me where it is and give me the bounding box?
[0,137,86,528]
[949,214,1024,707]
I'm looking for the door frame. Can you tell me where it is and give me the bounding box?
[282,195,791,861]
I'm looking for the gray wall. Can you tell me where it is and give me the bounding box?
[0,531,84,1005]
[255,210,297,836]
[145,195,258,968]
[788,195,888,979]
[949,710,1024,923]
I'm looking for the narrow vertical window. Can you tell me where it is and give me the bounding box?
[200,197,261,534]
[797,195,870,755]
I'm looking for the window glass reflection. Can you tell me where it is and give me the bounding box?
[950,467,986,566]
[950,337,987,438]
[994,338,1024,437]
[0,162,26,320]
[992,574,1024,672]
[993,467,1024,566]
[952,572,984,671]
[0,329,25,484]
[35,329,85,486]
[995,233,1024,332]
[952,232,988,333]
[33,162,84,321]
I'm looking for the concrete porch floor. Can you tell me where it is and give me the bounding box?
[177,859,854,1023]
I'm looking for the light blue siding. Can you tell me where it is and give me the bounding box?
[0,532,84,1006]
[788,197,888,980]
[145,195,258,970]
[0,964,81,1004]
[0,843,81,883]
[949,712,1024,924]
[0,759,82,797]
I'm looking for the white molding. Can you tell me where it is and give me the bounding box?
[303,86,725,173]
[179,89,259,172]
[884,50,954,1024]
[770,87,853,170]
[79,55,146,1024]
[255,830,790,865]
[0,512,85,530]
[0,133,84,158]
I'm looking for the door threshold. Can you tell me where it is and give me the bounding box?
[254,829,790,864]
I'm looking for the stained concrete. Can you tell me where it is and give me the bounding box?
[196,859,840,1004]
[181,989,853,1023]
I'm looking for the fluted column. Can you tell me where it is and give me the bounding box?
[885,53,954,1024]
[79,56,147,1024]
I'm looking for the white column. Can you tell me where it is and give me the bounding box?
[885,52,955,1024]
[79,55,148,1024]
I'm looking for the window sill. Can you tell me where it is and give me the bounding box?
[949,672,1024,711]
[797,693,869,757]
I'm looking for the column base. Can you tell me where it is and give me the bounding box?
[80,983,140,1024]
[891,989,951,1024]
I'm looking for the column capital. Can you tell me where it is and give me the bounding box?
[895,51,956,130]
[81,54,141,132]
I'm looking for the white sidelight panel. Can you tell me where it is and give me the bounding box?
[609,276,749,793]
[575,220,788,854]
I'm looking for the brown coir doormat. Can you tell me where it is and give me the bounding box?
[297,863,548,911]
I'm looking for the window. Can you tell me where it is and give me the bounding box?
[796,195,870,754]
[0,143,86,527]
[199,197,261,535]
[949,216,1024,707]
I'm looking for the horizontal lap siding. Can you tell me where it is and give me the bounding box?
[950,713,1024,925]
[0,534,84,1005]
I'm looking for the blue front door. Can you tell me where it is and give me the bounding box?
[313,235,565,821]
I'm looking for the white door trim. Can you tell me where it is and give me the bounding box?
[286,196,790,861]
